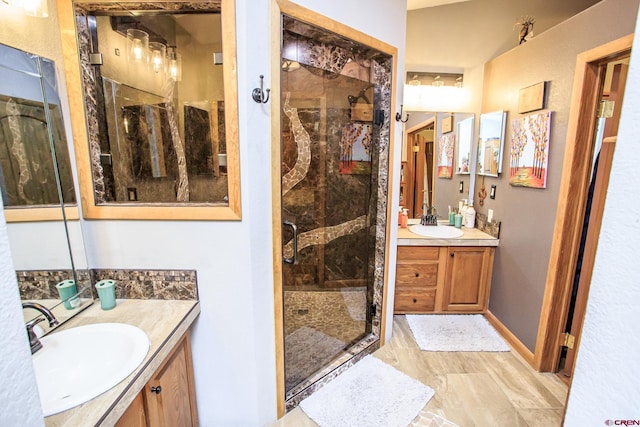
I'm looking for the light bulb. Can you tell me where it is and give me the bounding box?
[126,29,149,64]
[132,40,143,61]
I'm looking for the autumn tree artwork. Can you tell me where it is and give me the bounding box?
[437,133,455,178]
[509,110,552,188]
[339,122,372,174]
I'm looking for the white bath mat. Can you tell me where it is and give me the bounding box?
[299,355,434,427]
[406,314,510,352]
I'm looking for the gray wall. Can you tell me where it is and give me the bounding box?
[478,0,640,352]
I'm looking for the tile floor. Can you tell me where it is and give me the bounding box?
[273,315,568,427]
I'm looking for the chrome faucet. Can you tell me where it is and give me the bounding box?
[22,302,60,354]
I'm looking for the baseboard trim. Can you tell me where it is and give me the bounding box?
[485,310,535,367]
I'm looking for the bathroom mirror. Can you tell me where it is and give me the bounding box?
[58,0,241,220]
[403,111,475,218]
[477,110,507,177]
[0,43,92,326]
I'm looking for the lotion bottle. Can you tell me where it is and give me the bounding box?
[465,202,476,228]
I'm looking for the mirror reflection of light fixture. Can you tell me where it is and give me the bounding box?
[167,47,182,81]
[149,42,166,74]
[4,0,48,17]
[126,28,149,63]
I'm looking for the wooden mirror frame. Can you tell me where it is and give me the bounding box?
[56,0,241,220]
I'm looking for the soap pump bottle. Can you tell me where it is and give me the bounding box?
[465,201,476,228]
[400,208,409,228]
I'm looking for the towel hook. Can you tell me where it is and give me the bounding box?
[252,75,270,104]
[395,104,409,123]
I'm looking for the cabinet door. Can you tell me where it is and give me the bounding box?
[145,335,198,427]
[443,247,494,311]
[115,392,147,427]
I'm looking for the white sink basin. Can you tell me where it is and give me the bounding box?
[32,323,150,416]
[409,224,464,238]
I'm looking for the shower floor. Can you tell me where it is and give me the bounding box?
[284,288,368,392]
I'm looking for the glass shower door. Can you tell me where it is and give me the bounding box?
[280,65,378,396]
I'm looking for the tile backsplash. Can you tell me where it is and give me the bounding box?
[18,269,198,301]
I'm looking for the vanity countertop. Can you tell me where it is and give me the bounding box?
[397,225,499,247]
[44,299,200,427]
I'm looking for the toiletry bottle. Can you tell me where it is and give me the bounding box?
[465,202,476,228]
[400,208,408,228]
[398,207,403,226]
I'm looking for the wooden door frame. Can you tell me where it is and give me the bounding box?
[534,34,633,372]
[270,0,398,417]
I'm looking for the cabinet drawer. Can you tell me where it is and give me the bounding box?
[394,289,436,313]
[397,246,440,261]
[396,264,438,287]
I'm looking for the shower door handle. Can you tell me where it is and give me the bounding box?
[283,220,298,265]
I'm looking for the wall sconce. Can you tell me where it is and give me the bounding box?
[126,29,149,63]
[3,0,48,17]
[432,75,444,87]
[148,42,166,74]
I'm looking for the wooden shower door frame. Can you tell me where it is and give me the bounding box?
[269,0,398,418]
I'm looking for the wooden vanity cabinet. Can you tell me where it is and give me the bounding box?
[394,245,494,314]
[116,333,198,427]
[442,247,494,312]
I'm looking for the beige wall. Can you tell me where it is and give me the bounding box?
[478,0,639,351]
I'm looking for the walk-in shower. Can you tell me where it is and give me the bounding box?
[278,14,393,410]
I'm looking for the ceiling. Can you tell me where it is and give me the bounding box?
[405,0,602,72]
[407,0,471,11]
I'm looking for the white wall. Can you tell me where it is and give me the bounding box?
[563,8,640,425]
[0,196,44,427]
[78,1,407,425]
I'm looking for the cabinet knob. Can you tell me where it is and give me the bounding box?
[415,272,419,277]
[150,386,162,394]
[450,253,454,257]
[412,298,417,303]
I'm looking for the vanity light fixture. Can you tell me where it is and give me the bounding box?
[4,0,48,17]
[432,75,444,87]
[454,76,464,88]
[126,28,149,64]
